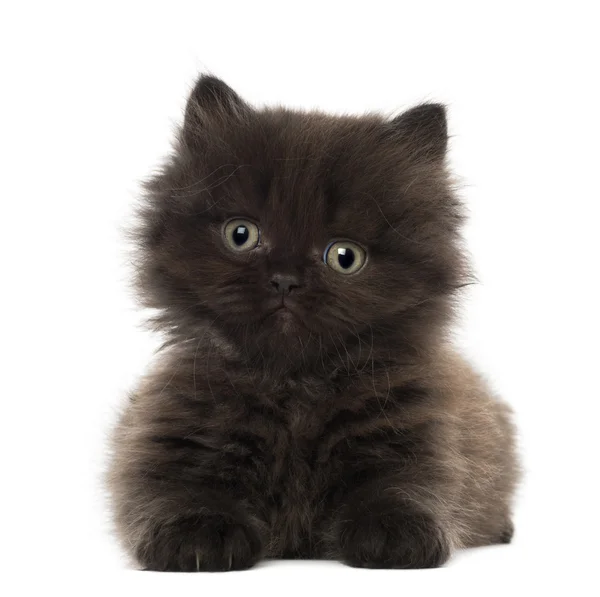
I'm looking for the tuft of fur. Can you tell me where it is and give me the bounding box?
[107,75,520,571]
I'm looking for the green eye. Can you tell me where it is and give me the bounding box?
[324,240,367,275]
[223,219,260,252]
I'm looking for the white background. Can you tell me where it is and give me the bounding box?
[2,1,599,595]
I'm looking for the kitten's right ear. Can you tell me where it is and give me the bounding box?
[182,75,249,146]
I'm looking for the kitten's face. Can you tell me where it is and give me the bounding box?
[138,77,464,366]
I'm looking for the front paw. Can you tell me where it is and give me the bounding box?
[136,513,262,572]
[336,504,451,569]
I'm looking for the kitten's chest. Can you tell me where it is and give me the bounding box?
[256,382,342,556]
[266,390,335,484]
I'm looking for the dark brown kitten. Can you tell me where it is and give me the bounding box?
[107,75,519,571]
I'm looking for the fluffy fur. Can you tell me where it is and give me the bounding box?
[107,75,519,571]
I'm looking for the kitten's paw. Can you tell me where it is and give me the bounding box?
[497,519,514,544]
[136,513,262,572]
[336,506,451,569]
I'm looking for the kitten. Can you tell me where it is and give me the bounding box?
[107,75,519,571]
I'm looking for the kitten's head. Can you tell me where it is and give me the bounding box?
[136,76,467,370]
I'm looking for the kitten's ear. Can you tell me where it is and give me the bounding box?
[182,75,249,145]
[390,103,448,161]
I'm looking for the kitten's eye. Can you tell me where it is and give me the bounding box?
[324,240,367,275]
[223,219,260,252]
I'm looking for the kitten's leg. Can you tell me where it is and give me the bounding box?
[322,415,456,569]
[331,479,452,569]
[131,492,264,572]
[109,401,267,572]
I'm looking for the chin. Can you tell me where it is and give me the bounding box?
[262,308,311,349]
[272,308,301,332]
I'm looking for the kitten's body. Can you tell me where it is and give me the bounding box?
[108,76,519,570]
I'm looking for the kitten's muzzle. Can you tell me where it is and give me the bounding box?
[269,273,301,295]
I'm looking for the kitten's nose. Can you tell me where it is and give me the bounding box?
[270,273,301,295]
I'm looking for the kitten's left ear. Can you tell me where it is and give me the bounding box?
[390,103,448,161]
[182,75,250,146]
